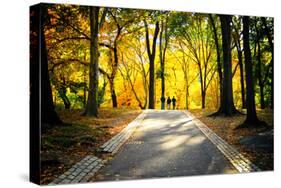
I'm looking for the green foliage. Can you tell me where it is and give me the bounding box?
[156,67,169,79]
[43,136,76,148]
[98,80,107,106]
[41,123,105,151]
[78,135,96,143]
[45,4,273,110]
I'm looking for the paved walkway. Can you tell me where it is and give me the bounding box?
[94,110,239,181]
[51,110,260,185]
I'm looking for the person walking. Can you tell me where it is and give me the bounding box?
[160,96,165,110]
[172,96,176,110]
[167,97,171,110]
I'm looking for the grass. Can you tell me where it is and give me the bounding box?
[189,108,273,171]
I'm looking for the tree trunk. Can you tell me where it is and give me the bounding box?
[185,85,189,110]
[198,67,205,109]
[201,90,206,109]
[242,16,260,126]
[40,7,61,125]
[159,21,165,109]
[83,67,87,108]
[237,48,246,109]
[83,54,87,108]
[261,17,274,109]
[256,37,265,109]
[183,70,189,110]
[260,84,265,109]
[59,87,71,109]
[109,78,117,108]
[148,56,155,109]
[111,45,119,108]
[159,17,169,110]
[144,20,160,109]
[215,15,237,116]
[86,7,99,117]
[209,14,223,110]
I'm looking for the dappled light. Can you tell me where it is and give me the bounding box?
[30,3,273,184]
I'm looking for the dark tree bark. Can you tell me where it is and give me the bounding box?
[144,20,160,109]
[58,86,71,110]
[110,44,119,108]
[241,16,261,126]
[159,20,165,109]
[213,15,238,116]
[237,45,246,109]
[83,61,87,108]
[256,34,265,109]
[201,90,206,109]
[86,7,100,117]
[109,78,118,108]
[209,14,223,109]
[232,17,246,109]
[261,17,274,109]
[40,7,61,125]
[159,17,169,110]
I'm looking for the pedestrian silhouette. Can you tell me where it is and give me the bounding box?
[167,97,171,110]
[172,96,176,110]
[160,96,165,110]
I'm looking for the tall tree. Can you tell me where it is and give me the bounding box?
[232,16,246,109]
[209,14,223,109]
[98,9,138,108]
[253,18,266,109]
[171,42,198,109]
[261,17,274,109]
[215,15,238,116]
[40,5,62,125]
[86,7,100,116]
[170,14,216,109]
[120,52,148,109]
[241,16,261,126]
[159,12,170,109]
[144,18,160,109]
[121,36,149,109]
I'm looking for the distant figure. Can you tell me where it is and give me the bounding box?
[160,96,165,110]
[172,96,176,110]
[167,97,171,110]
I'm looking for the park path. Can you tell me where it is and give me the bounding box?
[94,110,237,181]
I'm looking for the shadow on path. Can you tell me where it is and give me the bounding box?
[94,110,237,181]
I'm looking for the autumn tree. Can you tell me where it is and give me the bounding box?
[209,14,223,109]
[170,13,216,109]
[159,12,170,109]
[84,7,100,116]
[261,17,274,109]
[144,12,160,109]
[120,35,149,109]
[98,9,140,108]
[37,5,62,125]
[170,42,198,109]
[40,4,273,112]
[239,16,261,127]
[232,16,246,109]
[213,15,239,116]
[252,17,271,109]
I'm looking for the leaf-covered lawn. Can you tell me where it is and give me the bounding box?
[189,108,273,171]
[40,108,141,184]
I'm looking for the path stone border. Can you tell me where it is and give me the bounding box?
[49,155,104,185]
[100,111,147,154]
[184,111,261,173]
[49,111,147,185]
